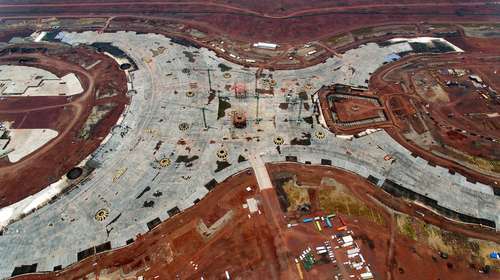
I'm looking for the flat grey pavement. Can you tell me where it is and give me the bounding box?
[0,31,497,278]
[248,153,273,190]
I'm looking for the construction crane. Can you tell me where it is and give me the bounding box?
[285,93,305,124]
[158,101,216,130]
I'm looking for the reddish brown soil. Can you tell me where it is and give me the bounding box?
[0,1,498,70]
[0,1,498,43]
[445,35,500,54]
[0,3,496,278]
[334,98,385,122]
[369,46,500,185]
[12,169,291,280]
[266,163,500,280]
[318,86,393,135]
[349,216,499,280]
[0,43,129,207]
[315,31,500,186]
[268,163,499,242]
[386,95,417,132]
[11,164,499,280]
[0,29,33,43]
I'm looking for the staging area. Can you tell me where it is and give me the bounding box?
[0,9,496,279]
[266,163,500,280]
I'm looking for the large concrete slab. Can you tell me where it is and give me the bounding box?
[0,31,497,278]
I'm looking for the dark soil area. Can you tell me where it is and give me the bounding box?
[0,43,129,207]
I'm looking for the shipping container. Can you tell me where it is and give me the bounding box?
[342,235,354,243]
[342,241,354,247]
[348,253,358,258]
[315,221,323,232]
[325,217,333,228]
[303,217,314,223]
[347,248,360,255]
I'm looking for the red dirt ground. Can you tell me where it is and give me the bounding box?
[334,98,385,123]
[11,169,291,280]
[0,1,498,43]
[0,43,129,207]
[318,86,393,134]
[0,3,497,279]
[316,32,500,187]
[0,1,498,71]
[266,163,500,280]
[10,164,498,280]
[369,47,500,185]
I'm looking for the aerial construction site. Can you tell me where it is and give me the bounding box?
[0,1,498,280]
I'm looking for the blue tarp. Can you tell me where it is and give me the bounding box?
[384,53,401,63]
[490,252,500,259]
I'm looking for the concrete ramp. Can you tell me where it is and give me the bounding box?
[248,153,273,190]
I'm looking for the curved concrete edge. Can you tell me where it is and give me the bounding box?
[0,52,135,233]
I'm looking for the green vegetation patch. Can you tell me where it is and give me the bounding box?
[395,213,500,271]
[318,177,385,225]
[326,33,354,47]
[396,214,418,240]
[282,180,310,212]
